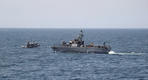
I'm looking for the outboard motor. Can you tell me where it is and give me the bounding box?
[106,45,111,51]
[103,42,111,51]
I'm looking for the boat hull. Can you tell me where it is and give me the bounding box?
[51,46,110,54]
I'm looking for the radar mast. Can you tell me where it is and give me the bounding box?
[77,30,84,41]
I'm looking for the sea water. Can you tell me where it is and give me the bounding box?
[0,29,148,80]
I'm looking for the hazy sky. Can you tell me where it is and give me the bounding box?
[0,0,148,28]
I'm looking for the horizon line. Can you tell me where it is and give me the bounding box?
[0,27,148,29]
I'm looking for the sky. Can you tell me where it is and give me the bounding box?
[0,0,148,28]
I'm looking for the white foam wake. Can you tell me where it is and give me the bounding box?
[109,51,116,54]
[109,51,145,55]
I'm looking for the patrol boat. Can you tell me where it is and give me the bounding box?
[51,30,111,54]
[22,41,40,48]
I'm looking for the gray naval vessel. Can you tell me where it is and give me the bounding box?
[51,30,111,54]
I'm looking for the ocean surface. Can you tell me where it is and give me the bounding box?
[0,29,148,80]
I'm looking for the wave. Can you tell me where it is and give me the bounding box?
[109,51,146,55]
